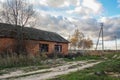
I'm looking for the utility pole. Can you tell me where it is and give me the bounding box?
[115,36,117,52]
[101,23,104,51]
[95,26,102,50]
[95,23,104,52]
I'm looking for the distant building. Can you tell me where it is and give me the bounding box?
[0,23,69,55]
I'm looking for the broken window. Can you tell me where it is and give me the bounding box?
[55,45,62,52]
[39,44,48,52]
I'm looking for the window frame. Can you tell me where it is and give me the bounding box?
[39,43,49,52]
[54,45,62,52]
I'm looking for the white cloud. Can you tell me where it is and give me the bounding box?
[35,12,75,38]
[42,0,79,7]
[0,0,4,2]
[32,8,120,42]
[82,0,102,14]
[23,0,103,19]
[66,0,103,18]
[32,0,102,16]
[96,16,120,40]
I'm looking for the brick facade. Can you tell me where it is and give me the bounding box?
[0,38,16,53]
[0,38,68,55]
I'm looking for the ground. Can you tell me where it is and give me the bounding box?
[0,60,101,80]
[0,52,119,80]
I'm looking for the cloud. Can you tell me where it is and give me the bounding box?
[35,12,75,38]
[75,16,120,41]
[82,0,102,14]
[35,11,120,41]
[66,0,103,17]
[27,0,76,8]
[102,16,120,40]
[39,0,79,8]
[0,0,120,41]
[0,0,4,3]
[76,16,120,41]
[29,0,103,18]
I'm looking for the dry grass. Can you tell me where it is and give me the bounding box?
[0,53,48,70]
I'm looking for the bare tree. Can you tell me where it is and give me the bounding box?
[1,0,35,26]
[0,0,36,54]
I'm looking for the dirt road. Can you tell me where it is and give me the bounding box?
[0,60,101,80]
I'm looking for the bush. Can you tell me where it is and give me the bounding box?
[0,52,48,70]
[47,52,65,58]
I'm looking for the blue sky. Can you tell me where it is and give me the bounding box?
[99,0,120,17]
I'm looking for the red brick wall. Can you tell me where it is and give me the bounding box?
[25,40,39,55]
[0,38,17,53]
[0,38,68,55]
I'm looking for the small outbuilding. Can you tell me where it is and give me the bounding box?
[0,23,69,55]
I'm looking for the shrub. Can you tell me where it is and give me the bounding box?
[47,52,65,58]
[0,52,48,70]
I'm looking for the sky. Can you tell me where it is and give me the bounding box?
[0,0,120,50]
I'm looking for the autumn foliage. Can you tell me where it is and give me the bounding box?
[69,29,93,50]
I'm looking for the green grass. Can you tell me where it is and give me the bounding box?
[64,52,120,62]
[51,73,119,80]
[103,52,120,59]
[50,57,120,80]
[64,55,102,62]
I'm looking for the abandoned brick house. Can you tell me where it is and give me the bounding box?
[0,23,69,55]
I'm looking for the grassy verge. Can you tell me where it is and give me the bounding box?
[0,53,49,70]
[0,55,42,70]
[64,55,102,62]
[0,54,64,75]
[50,57,120,80]
[64,52,120,62]
[103,52,120,59]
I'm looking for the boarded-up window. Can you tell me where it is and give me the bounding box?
[55,45,62,52]
[39,44,48,52]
